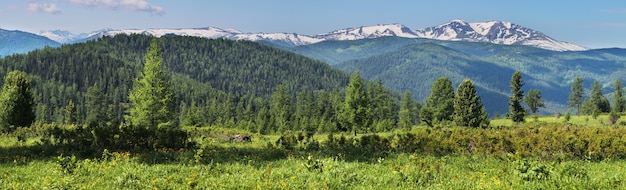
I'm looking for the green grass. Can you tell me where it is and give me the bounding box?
[3,116,626,189]
[490,113,623,127]
[2,150,625,189]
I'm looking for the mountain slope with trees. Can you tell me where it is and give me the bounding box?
[287,37,626,115]
[0,34,351,129]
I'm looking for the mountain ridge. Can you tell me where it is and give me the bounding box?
[36,19,587,51]
[0,29,61,57]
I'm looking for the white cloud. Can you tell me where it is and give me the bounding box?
[27,2,62,14]
[65,0,165,15]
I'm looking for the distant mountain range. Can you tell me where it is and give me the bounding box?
[0,29,60,57]
[31,19,585,51]
[288,36,626,115]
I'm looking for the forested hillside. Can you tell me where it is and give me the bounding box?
[0,34,351,129]
[286,37,626,115]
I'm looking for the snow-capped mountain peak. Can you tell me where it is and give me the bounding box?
[317,23,418,40]
[415,19,587,51]
[38,30,87,43]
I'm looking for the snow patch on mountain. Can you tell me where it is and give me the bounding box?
[415,20,587,51]
[38,30,88,43]
[55,19,587,51]
[317,24,418,40]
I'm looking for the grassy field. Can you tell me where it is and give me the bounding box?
[2,115,626,189]
[490,113,621,127]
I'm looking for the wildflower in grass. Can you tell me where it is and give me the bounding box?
[492,176,500,186]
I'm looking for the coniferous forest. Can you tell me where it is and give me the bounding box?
[0,34,382,133]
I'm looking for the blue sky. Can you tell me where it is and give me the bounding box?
[1,0,625,48]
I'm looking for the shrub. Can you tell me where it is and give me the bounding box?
[514,158,551,181]
[56,154,78,175]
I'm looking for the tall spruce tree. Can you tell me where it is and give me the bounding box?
[421,77,455,124]
[453,79,489,128]
[127,38,176,130]
[613,79,625,113]
[568,77,584,116]
[85,84,107,127]
[584,80,610,115]
[509,71,526,123]
[0,70,35,132]
[398,91,415,130]
[368,79,397,131]
[270,84,292,132]
[339,71,370,136]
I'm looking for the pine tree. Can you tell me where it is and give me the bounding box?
[398,91,415,130]
[524,89,545,115]
[0,70,35,132]
[568,77,584,116]
[613,79,625,113]
[509,70,526,123]
[421,77,455,124]
[453,79,489,128]
[586,80,610,114]
[64,100,76,125]
[85,85,107,127]
[127,38,176,129]
[339,71,370,136]
[368,79,397,130]
[270,84,292,132]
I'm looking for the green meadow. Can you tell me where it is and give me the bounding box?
[2,115,626,189]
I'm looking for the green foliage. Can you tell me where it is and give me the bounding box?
[582,80,611,115]
[127,38,176,130]
[568,77,584,115]
[4,123,626,189]
[453,79,489,128]
[525,89,545,115]
[398,91,417,130]
[124,38,185,150]
[0,70,35,132]
[56,154,78,175]
[564,111,571,122]
[421,77,455,124]
[270,84,292,133]
[63,100,76,125]
[514,158,551,181]
[339,71,370,135]
[367,79,398,132]
[509,70,526,123]
[85,85,107,128]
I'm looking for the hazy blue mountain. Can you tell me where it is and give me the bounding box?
[0,29,60,57]
[288,37,626,115]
